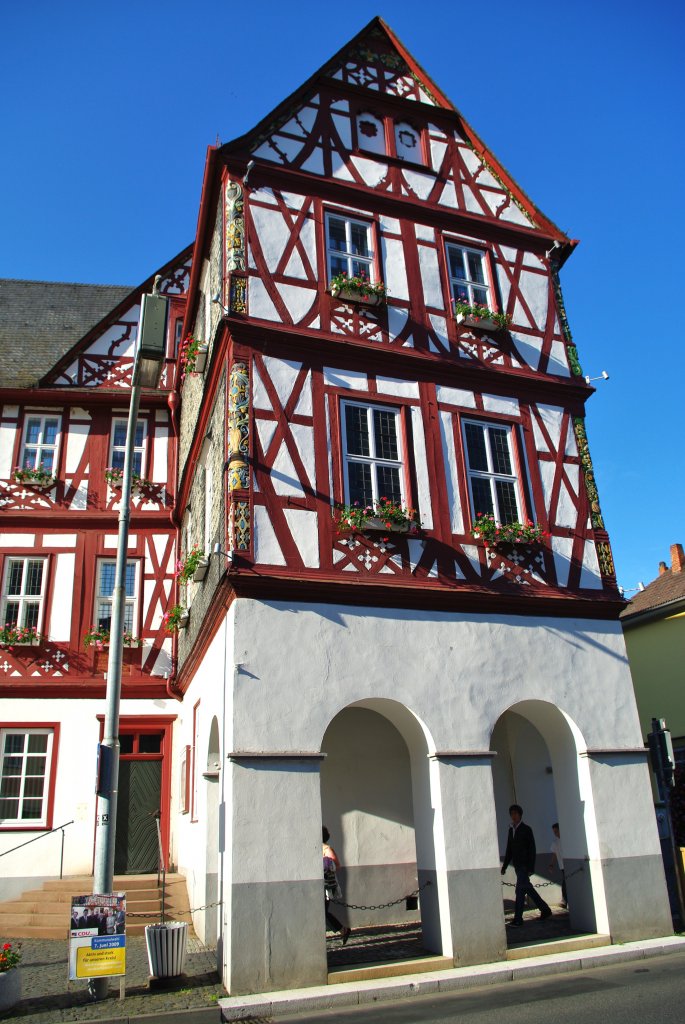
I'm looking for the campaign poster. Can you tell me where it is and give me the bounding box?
[69,893,126,980]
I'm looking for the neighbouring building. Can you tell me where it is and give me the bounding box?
[621,542,685,842]
[0,17,672,995]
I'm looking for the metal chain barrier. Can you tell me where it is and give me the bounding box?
[329,880,432,911]
[501,864,585,889]
[126,900,222,918]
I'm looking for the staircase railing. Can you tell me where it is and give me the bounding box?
[0,820,75,879]
[153,810,166,923]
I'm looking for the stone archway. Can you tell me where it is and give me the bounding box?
[491,700,600,934]
[320,698,449,958]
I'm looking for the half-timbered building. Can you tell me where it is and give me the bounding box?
[0,248,190,894]
[0,16,671,996]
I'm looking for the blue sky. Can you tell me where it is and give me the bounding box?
[2,0,683,592]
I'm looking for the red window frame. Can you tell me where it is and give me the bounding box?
[0,722,60,832]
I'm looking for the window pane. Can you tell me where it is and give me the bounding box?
[23,604,40,629]
[97,603,112,631]
[113,422,128,447]
[349,223,369,259]
[111,450,125,471]
[39,450,54,472]
[465,424,488,471]
[21,449,37,470]
[4,735,24,754]
[23,774,45,797]
[44,419,59,445]
[119,735,134,754]
[0,776,21,796]
[99,564,116,597]
[4,602,19,627]
[448,247,465,279]
[123,605,134,633]
[471,478,494,518]
[0,798,19,818]
[330,254,348,277]
[373,410,399,461]
[22,800,43,819]
[25,419,41,445]
[351,258,372,279]
[472,287,488,306]
[124,564,136,597]
[328,218,347,252]
[348,462,373,506]
[2,756,23,776]
[345,407,370,457]
[489,428,513,475]
[26,561,44,597]
[139,734,162,753]
[27,734,48,753]
[496,480,519,523]
[467,252,485,284]
[8,562,24,595]
[375,466,402,503]
[133,423,144,448]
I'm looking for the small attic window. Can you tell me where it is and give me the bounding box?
[356,112,387,156]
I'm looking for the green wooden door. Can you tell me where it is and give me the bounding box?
[114,760,162,874]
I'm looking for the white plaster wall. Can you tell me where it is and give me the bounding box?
[229,601,644,758]
[0,696,179,895]
[174,612,234,934]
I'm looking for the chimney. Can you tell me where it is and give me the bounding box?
[659,561,668,575]
[671,543,685,574]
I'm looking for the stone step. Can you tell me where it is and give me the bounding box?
[0,873,191,939]
[328,955,453,984]
[506,932,611,959]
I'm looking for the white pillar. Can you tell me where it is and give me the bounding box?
[430,752,507,966]
[581,749,672,941]
[224,753,328,995]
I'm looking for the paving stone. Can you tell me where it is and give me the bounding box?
[3,934,224,1022]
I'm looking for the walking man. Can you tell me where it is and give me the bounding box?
[501,803,552,927]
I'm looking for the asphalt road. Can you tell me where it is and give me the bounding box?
[276,952,685,1024]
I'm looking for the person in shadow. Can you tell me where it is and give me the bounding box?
[501,804,552,927]
[322,826,350,945]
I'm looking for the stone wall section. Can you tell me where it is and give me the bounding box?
[177,368,227,668]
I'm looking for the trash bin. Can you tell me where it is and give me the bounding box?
[145,921,188,978]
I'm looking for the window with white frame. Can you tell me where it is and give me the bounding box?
[446,243,492,307]
[326,214,375,284]
[95,560,138,634]
[20,415,60,474]
[342,402,404,507]
[1,557,47,632]
[463,420,521,525]
[0,728,55,826]
[110,419,145,477]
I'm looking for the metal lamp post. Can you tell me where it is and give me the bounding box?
[90,280,168,1000]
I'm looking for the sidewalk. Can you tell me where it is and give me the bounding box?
[2,934,223,1023]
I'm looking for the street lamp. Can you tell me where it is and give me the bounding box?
[90,278,168,1000]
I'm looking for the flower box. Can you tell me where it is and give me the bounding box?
[191,345,208,374]
[331,285,384,307]
[12,468,55,488]
[178,610,190,629]
[192,558,210,582]
[360,517,415,534]
[0,627,42,648]
[456,312,502,331]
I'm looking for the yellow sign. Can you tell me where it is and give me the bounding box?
[75,943,126,978]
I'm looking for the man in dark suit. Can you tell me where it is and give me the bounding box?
[501,803,552,927]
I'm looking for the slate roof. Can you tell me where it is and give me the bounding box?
[0,278,132,388]
[620,567,685,624]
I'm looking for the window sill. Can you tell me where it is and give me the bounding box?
[11,477,56,489]
[192,559,210,583]
[0,639,41,649]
